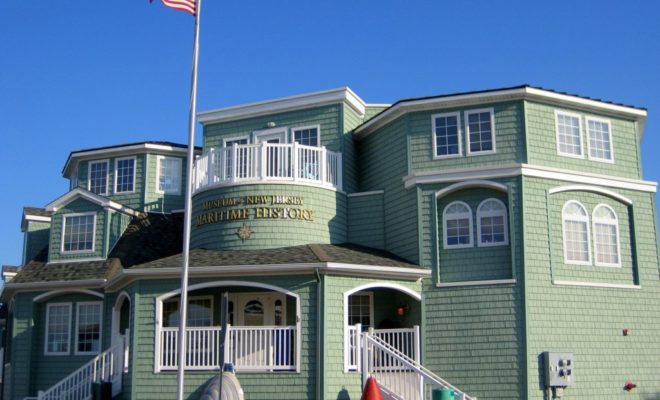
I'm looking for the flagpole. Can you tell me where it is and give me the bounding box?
[177,0,202,398]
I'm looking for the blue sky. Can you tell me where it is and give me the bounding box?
[1,1,659,266]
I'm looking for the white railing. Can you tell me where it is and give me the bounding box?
[347,325,420,372]
[193,142,343,192]
[363,334,476,400]
[346,324,361,371]
[158,325,297,372]
[37,341,124,400]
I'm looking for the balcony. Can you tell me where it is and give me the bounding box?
[193,143,343,193]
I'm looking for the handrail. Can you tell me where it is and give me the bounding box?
[37,341,124,400]
[364,334,476,400]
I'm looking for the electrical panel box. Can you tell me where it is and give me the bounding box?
[544,352,574,387]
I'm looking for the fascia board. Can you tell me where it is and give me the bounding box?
[2,279,106,302]
[21,215,52,232]
[45,188,139,216]
[197,87,367,125]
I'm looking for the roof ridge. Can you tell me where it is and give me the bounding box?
[307,244,331,262]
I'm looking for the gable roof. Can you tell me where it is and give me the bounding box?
[354,85,647,139]
[45,188,140,216]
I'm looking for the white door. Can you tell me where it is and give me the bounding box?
[254,129,288,178]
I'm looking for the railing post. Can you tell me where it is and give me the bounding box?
[231,143,238,183]
[193,155,200,191]
[355,323,362,372]
[320,146,327,185]
[260,142,268,179]
[361,332,369,390]
[292,141,299,181]
[38,390,44,400]
[208,147,216,185]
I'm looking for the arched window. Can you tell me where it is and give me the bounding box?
[477,198,508,246]
[562,201,591,264]
[592,204,620,267]
[443,201,473,249]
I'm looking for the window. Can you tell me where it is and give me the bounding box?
[88,160,109,195]
[443,201,473,249]
[432,112,461,158]
[592,205,620,267]
[556,112,583,157]
[562,201,591,264]
[115,157,136,193]
[293,126,319,147]
[162,297,213,327]
[465,108,495,155]
[477,198,508,246]
[223,137,249,179]
[76,302,102,354]
[348,293,373,330]
[156,156,182,195]
[586,117,613,162]
[61,213,96,253]
[45,303,71,355]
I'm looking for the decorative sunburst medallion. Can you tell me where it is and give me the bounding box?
[236,224,253,241]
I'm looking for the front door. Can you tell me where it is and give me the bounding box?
[254,129,288,178]
[231,292,286,326]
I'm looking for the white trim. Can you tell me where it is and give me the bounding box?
[222,135,250,147]
[23,215,52,223]
[252,127,288,144]
[431,111,462,159]
[87,159,110,196]
[552,280,640,290]
[191,179,343,196]
[292,124,321,147]
[355,86,647,139]
[111,291,131,356]
[476,198,509,247]
[465,108,496,156]
[34,289,104,303]
[114,156,137,194]
[548,185,633,205]
[60,212,97,255]
[436,279,516,288]
[562,200,592,266]
[44,302,72,356]
[347,190,385,198]
[197,87,367,125]
[155,155,183,195]
[555,110,584,158]
[45,188,140,216]
[585,116,615,163]
[402,163,657,192]
[435,180,508,199]
[48,257,106,264]
[74,301,103,356]
[442,201,473,249]
[592,204,622,268]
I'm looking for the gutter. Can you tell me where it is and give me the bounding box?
[315,268,322,400]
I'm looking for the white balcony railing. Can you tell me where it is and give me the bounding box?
[158,325,297,372]
[193,143,342,192]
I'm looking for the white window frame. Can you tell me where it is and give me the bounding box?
[155,156,183,195]
[476,198,509,247]
[443,201,474,249]
[432,111,463,159]
[74,301,103,355]
[87,159,109,195]
[585,116,614,163]
[252,127,288,144]
[60,212,97,254]
[292,125,321,147]
[114,156,137,194]
[592,204,621,268]
[346,291,374,329]
[45,302,72,356]
[162,295,214,327]
[222,135,250,147]
[562,200,592,265]
[465,108,496,156]
[555,110,584,159]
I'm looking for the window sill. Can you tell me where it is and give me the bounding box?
[552,280,640,290]
[436,279,516,288]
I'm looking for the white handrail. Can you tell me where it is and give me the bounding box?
[364,334,476,400]
[37,341,124,400]
[193,143,342,192]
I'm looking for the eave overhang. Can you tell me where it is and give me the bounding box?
[1,279,106,303]
[45,188,140,216]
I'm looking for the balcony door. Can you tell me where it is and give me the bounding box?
[254,128,288,178]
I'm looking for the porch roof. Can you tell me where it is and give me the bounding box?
[8,258,119,284]
[128,243,422,270]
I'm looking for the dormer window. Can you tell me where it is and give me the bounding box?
[156,156,182,195]
[88,160,109,195]
[61,213,96,253]
[115,157,136,193]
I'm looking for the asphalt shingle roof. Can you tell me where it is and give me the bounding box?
[23,207,52,218]
[9,259,119,284]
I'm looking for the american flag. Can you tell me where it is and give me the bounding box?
[159,0,196,16]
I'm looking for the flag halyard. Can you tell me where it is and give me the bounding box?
[161,0,196,15]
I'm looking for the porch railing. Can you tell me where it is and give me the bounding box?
[37,340,124,400]
[193,142,343,192]
[158,325,297,372]
[346,325,420,372]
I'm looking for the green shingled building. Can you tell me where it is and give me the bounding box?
[2,86,659,400]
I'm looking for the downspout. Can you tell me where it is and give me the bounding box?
[315,268,322,400]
